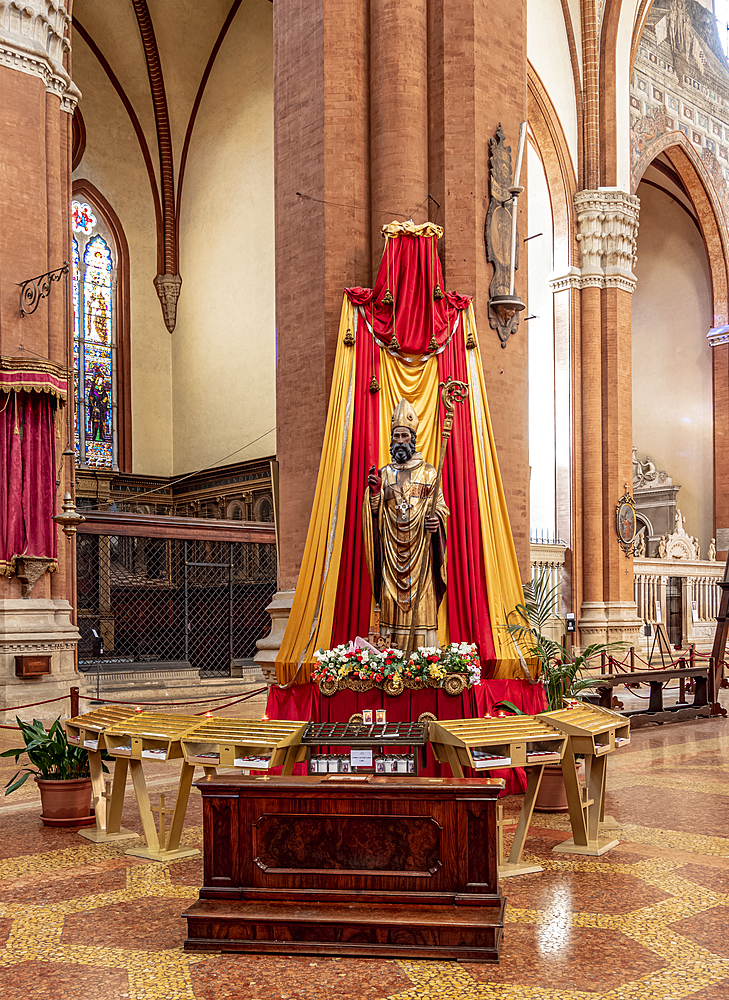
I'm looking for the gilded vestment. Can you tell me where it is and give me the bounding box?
[363,453,449,647]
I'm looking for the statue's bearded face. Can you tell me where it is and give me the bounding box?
[390,427,416,465]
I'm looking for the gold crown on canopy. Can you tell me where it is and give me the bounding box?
[391,398,419,433]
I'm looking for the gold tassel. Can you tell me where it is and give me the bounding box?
[343,327,355,347]
[382,289,394,307]
[369,375,381,394]
[466,328,477,350]
[389,334,400,351]
[433,283,444,301]
[428,332,438,352]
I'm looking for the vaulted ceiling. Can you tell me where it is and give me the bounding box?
[71,0,250,326]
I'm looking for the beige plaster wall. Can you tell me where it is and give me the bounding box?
[632,181,713,552]
[172,0,275,474]
[72,33,173,477]
[527,144,557,537]
[527,0,579,172]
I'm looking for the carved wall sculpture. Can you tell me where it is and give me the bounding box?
[632,448,681,556]
[485,124,525,346]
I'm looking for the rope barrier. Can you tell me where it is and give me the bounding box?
[1,694,69,712]
[0,686,269,733]
[193,687,268,715]
[78,690,262,706]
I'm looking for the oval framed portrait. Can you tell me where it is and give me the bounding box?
[616,500,636,549]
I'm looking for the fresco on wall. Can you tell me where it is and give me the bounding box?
[630,0,729,215]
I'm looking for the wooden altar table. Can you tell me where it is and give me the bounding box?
[183,774,506,962]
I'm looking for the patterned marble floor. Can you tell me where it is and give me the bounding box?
[0,709,728,1000]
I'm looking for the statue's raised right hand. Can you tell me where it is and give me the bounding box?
[368,464,382,495]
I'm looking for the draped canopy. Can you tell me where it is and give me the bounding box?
[275,221,533,686]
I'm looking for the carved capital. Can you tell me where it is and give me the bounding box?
[707,324,729,348]
[14,556,55,598]
[154,274,182,333]
[0,0,80,111]
[574,189,640,290]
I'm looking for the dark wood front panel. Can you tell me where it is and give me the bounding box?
[253,813,442,877]
[464,802,497,892]
[191,777,504,960]
[198,777,501,904]
[203,794,240,890]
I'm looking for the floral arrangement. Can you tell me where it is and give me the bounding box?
[312,641,481,689]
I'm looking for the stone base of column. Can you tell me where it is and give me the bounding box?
[254,590,295,685]
[578,601,643,648]
[0,599,80,724]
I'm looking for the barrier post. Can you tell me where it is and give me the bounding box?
[70,686,79,718]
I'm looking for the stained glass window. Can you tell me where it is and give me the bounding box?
[71,200,117,470]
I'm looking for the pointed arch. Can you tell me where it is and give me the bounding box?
[633,133,729,326]
[632,134,729,556]
[72,179,132,471]
[527,62,579,270]
[600,0,642,187]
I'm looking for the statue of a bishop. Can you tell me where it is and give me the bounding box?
[363,398,449,648]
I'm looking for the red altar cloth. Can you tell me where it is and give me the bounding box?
[265,680,547,796]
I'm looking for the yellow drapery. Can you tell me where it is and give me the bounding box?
[275,296,533,685]
[463,305,539,679]
[376,346,449,646]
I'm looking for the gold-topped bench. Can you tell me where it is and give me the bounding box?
[429,715,567,876]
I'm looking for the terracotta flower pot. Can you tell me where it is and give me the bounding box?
[533,761,584,813]
[36,777,95,827]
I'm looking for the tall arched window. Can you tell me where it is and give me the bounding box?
[72,199,117,469]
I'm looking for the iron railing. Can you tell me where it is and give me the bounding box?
[76,513,277,678]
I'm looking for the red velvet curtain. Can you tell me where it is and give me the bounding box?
[346,233,469,354]
[437,323,497,669]
[340,233,495,670]
[330,321,380,645]
[0,391,58,571]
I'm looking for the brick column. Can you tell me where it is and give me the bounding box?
[429,0,530,576]
[573,190,643,646]
[273,0,370,594]
[708,329,729,560]
[0,2,81,719]
[370,0,429,261]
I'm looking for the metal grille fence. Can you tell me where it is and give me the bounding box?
[76,520,277,678]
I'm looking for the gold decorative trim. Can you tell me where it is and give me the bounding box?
[381,220,444,240]
[0,355,69,402]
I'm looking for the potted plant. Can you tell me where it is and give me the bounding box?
[1,716,107,826]
[499,572,625,810]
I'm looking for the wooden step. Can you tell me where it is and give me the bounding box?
[183,897,506,961]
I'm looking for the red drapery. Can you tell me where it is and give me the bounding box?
[330,314,380,645]
[437,322,496,665]
[276,222,527,685]
[266,680,547,796]
[333,230,495,668]
[0,390,58,574]
[345,231,470,354]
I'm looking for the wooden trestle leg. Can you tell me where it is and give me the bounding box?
[553,738,619,856]
[78,752,138,844]
[125,760,202,862]
[499,764,545,878]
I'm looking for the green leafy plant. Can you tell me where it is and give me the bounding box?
[506,572,626,711]
[1,717,108,795]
